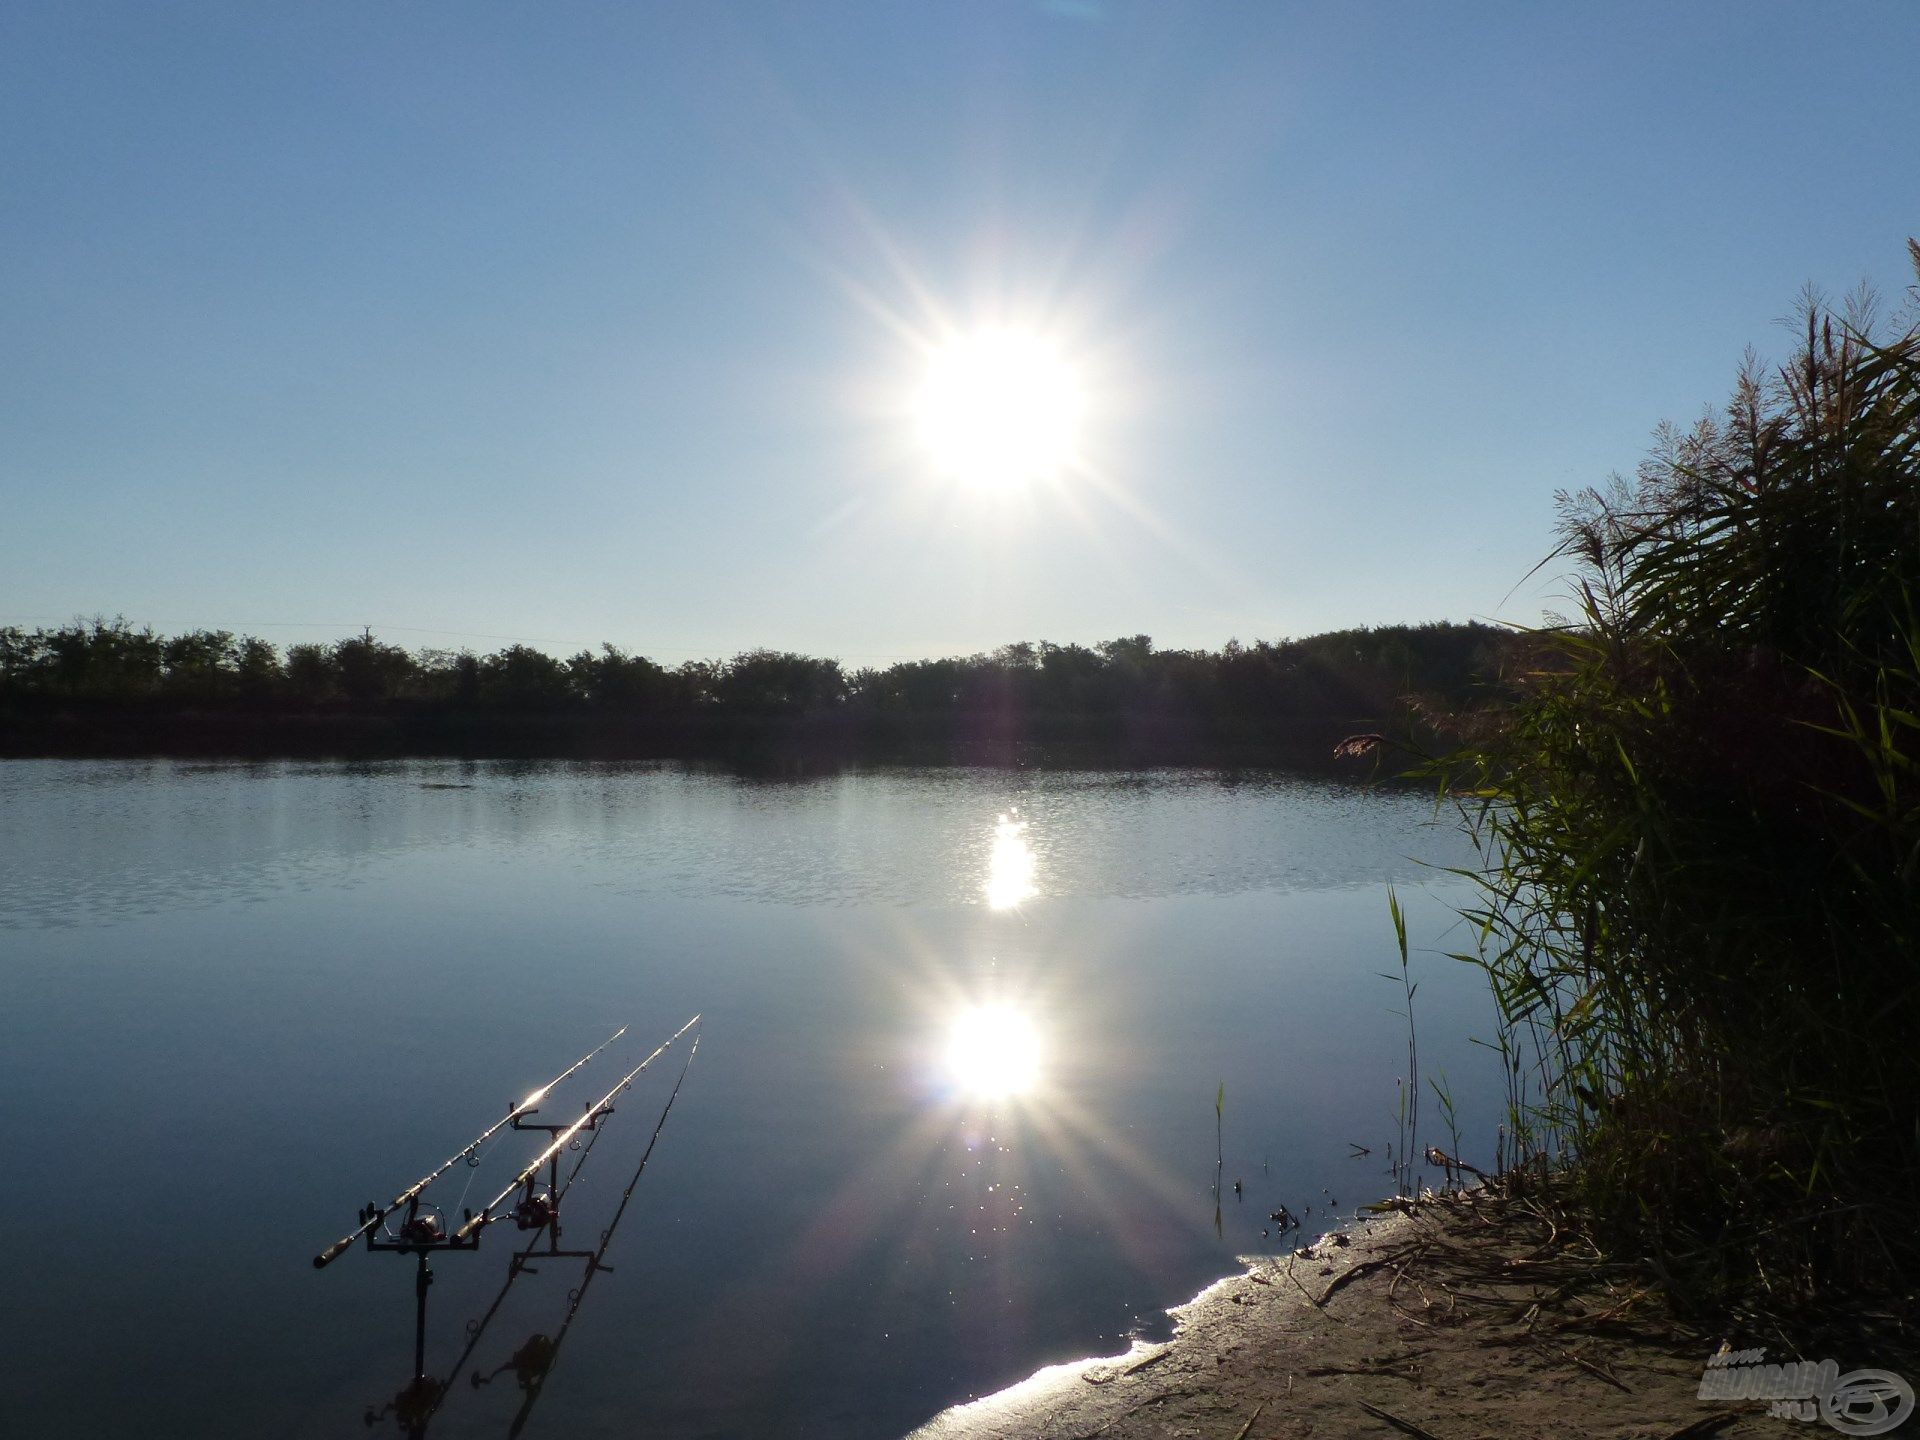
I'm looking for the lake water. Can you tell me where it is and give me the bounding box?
[0,759,1501,1439]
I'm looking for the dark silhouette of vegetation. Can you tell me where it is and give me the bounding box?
[0,617,1514,768]
[1436,247,1920,1337]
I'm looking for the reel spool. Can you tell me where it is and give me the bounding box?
[512,1190,556,1232]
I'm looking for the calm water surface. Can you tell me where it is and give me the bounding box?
[0,760,1499,1439]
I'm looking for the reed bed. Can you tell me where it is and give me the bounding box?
[1429,247,1920,1334]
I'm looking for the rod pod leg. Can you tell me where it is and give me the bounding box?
[413,1252,433,1384]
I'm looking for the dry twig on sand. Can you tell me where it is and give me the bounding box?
[1356,1399,1448,1439]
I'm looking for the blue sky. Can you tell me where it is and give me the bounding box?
[4,2,1916,662]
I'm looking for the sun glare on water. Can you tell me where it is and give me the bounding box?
[915,329,1084,490]
[984,810,1038,910]
[944,1003,1044,1098]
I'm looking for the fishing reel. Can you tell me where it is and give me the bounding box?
[374,1202,447,1249]
[512,1189,557,1232]
[364,1375,444,1430]
[471,1332,557,1392]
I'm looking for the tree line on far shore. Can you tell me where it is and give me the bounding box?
[0,618,1517,762]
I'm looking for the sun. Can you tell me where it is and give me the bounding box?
[914,329,1084,489]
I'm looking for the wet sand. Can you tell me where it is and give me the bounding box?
[909,1191,1780,1439]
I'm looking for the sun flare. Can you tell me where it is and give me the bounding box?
[944,1003,1044,1098]
[915,330,1084,489]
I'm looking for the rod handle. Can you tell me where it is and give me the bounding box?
[313,1219,372,1269]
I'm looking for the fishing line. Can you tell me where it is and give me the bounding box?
[616,1031,701,1210]
[450,1142,488,1218]
[563,1027,702,1211]
[559,1093,619,1196]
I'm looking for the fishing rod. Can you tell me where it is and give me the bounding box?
[313,1025,628,1270]
[502,1033,703,1439]
[453,1014,700,1244]
[322,1013,706,1436]
[361,1079,638,1440]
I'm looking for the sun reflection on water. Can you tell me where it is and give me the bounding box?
[984,810,1038,910]
[943,1002,1043,1099]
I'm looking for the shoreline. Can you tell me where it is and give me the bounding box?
[907,1192,1786,1439]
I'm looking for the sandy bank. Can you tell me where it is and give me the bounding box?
[908,1191,1787,1439]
